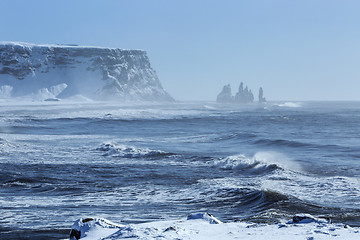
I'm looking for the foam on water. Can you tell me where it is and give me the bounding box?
[262,172,360,209]
[253,151,302,172]
[97,142,171,158]
[273,102,303,108]
[212,154,279,174]
[1,101,360,239]
[211,151,301,174]
[0,137,16,148]
[208,150,360,212]
[0,102,204,121]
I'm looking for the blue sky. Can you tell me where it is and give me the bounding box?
[1,0,360,101]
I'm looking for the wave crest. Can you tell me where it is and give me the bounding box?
[273,102,302,108]
[212,151,301,174]
[97,142,171,158]
[212,154,280,174]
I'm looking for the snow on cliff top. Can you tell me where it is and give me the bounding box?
[0,41,145,52]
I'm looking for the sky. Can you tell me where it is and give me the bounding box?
[1,0,360,101]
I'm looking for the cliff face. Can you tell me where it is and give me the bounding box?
[0,42,173,101]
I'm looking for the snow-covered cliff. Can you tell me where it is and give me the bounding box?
[0,42,173,101]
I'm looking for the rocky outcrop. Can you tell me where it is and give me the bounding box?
[234,82,254,104]
[216,84,233,103]
[217,82,265,104]
[0,42,173,101]
[258,87,266,103]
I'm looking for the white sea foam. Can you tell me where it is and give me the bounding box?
[253,151,302,172]
[97,142,168,158]
[211,151,360,209]
[262,172,360,209]
[0,102,208,121]
[273,102,302,108]
[0,137,16,148]
[212,154,278,173]
[212,151,301,174]
[0,85,13,98]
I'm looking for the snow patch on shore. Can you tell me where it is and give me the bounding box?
[68,213,360,240]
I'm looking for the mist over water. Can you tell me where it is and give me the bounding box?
[1,101,360,239]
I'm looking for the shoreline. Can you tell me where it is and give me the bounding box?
[68,213,360,240]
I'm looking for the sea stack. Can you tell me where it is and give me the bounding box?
[234,82,254,104]
[216,84,233,103]
[217,82,260,104]
[258,87,266,103]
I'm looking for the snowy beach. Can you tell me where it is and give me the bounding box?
[68,213,359,240]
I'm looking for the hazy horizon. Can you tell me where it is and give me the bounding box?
[1,0,359,101]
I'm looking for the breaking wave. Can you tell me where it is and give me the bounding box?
[273,102,302,108]
[211,151,302,174]
[97,142,172,158]
[212,154,280,174]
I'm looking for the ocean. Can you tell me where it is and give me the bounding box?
[0,101,359,239]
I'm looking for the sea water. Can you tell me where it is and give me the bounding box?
[0,101,359,239]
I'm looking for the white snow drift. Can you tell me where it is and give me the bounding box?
[68,213,360,240]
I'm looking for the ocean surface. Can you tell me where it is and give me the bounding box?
[0,101,359,239]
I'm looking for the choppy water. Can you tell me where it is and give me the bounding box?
[1,101,360,239]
